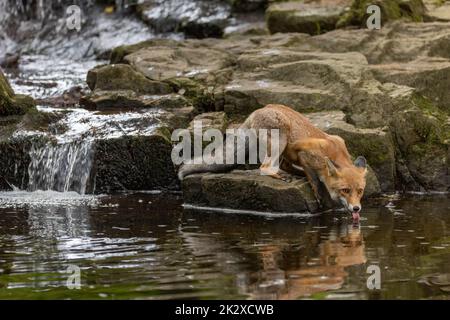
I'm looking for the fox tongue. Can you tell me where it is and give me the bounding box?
[352,212,360,220]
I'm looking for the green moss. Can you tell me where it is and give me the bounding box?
[87,64,172,94]
[411,95,450,143]
[337,0,426,28]
[165,77,215,113]
[0,70,36,117]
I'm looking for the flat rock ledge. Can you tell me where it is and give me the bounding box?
[183,170,323,214]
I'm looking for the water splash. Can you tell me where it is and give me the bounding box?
[27,140,94,194]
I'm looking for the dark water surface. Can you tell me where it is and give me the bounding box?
[0,192,449,300]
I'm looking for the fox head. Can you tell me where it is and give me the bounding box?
[320,156,367,218]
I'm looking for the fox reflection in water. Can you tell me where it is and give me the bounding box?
[245,224,366,299]
[180,214,367,300]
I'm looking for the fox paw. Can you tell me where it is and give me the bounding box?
[277,170,293,182]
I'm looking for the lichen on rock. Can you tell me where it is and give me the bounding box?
[0,69,35,117]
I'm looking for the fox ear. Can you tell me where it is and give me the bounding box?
[354,156,367,174]
[325,157,339,177]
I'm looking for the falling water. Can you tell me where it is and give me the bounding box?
[27,140,94,194]
[14,106,163,194]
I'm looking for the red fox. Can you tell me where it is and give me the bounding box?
[179,104,367,219]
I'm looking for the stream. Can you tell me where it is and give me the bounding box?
[0,192,449,299]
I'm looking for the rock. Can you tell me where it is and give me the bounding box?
[312,22,450,64]
[221,49,388,128]
[102,21,450,192]
[371,58,450,113]
[110,38,181,64]
[136,0,231,38]
[188,111,228,133]
[0,53,20,69]
[0,137,37,190]
[165,77,216,113]
[86,64,173,94]
[187,111,228,149]
[36,86,85,108]
[337,0,427,28]
[424,0,450,21]
[182,170,321,213]
[0,69,35,116]
[306,111,395,191]
[123,45,235,82]
[389,106,449,191]
[182,167,380,214]
[267,0,352,35]
[80,90,191,110]
[92,130,179,193]
[230,0,268,13]
[0,105,189,193]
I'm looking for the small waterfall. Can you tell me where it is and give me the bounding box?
[27,140,94,194]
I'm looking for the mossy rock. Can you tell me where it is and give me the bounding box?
[337,0,427,28]
[165,77,216,113]
[390,106,449,191]
[86,64,172,94]
[0,70,35,117]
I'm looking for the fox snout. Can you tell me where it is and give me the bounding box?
[339,197,362,214]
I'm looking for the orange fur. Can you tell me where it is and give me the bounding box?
[243,104,367,212]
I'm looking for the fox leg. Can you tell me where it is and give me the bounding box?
[260,131,289,181]
[297,151,322,201]
[287,138,331,202]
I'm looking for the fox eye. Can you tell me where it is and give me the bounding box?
[357,189,363,194]
[341,188,351,194]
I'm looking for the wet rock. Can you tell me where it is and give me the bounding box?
[307,111,395,191]
[0,53,20,69]
[80,90,191,110]
[267,0,352,35]
[0,69,35,116]
[36,86,86,108]
[0,135,51,191]
[86,64,173,94]
[92,130,179,193]
[182,166,380,214]
[230,0,268,13]
[182,170,321,213]
[137,0,231,38]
